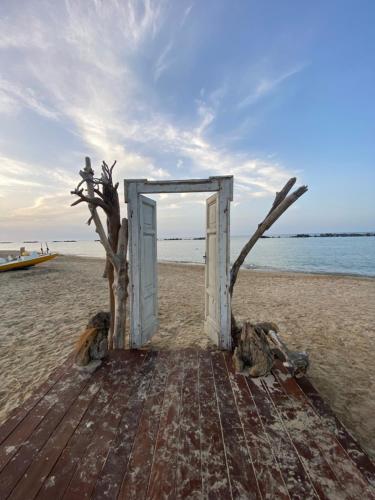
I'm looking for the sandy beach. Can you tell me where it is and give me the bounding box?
[0,253,374,459]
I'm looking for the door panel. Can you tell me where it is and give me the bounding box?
[205,193,219,343]
[139,195,158,343]
[204,190,231,348]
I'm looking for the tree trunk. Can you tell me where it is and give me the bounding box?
[112,263,127,348]
[104,180,121,344]
[112,218,128,349]
[71,158,128,350]
[229,178,308,348]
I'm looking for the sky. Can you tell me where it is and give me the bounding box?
[0,0,374,240]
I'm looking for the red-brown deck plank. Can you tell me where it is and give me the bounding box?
[0,349,373,500]
[146,350,185,500]
[175,349,202,499]
[0,357,73,473]
[198,350,232,499]
[0,369,90,498]
[272,366,375,498]
[0,356,72,447]
[118,351,172,499]
[224,353,290,500]
[62,351,154,500]
[294,368,375,489]
[91,351,158,499]
[9,370,103,500]
[262,373,348,500]
[211,351,261,499]
[246,375,319,499]
[36,351,140,500]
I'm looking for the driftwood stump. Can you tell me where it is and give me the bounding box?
[233,321,309,378]
[74,311,111,373]
[233,322,274,377]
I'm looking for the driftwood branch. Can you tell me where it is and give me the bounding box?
[265,177,296,217]
[229,177,308,350]
[71,156,128,349]
[70,192,110,212]
[229,180,308,297]
[266,328,309,378]
[80,158,118,267]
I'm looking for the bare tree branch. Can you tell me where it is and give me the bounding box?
[81,157,118,267]
[265,177,296,217]
[229,180,308,297]
[93,188,105,199]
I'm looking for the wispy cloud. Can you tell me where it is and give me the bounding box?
[238,64,307,108]
[180,4,193,27]
[154,40,174,81]
[0,79,59,119]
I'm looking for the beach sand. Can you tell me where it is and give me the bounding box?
[0,253,374,459]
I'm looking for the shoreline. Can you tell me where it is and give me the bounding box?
[158,259,375,280]
[2,250,374,280]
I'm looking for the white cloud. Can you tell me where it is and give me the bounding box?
[0,0,301,238]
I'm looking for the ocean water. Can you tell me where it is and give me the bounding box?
[1,236,374,277]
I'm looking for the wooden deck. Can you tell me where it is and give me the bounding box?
[0,349,374,499]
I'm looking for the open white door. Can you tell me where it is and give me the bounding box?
[128,194,158,347]
[204,191,231,349]
[205,193,220,344]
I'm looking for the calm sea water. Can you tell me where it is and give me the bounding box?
[1,236,374,277]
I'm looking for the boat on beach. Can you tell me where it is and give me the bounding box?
[0,251,58,272]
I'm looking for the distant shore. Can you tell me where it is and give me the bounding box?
[0,254,374,459]
[1,231,374,245]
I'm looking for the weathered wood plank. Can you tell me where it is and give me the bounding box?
[0,356,72,448]
[36,351,139,500]
[62,351,153,500]
[118,351,172,499]
[198,351,231,499]
[211,351,260,499]
[175,349,202,499]
[273,367,375,498]
[91,351,159,499]
[8,370,103,500]
[0,390,64,474]
[146,350,185,499]
[0,369,90,499]
[0,349,373,500]
[246,375,318,499]
[293,368,375,489]
[224,353,289,500]
[262,373,348,500]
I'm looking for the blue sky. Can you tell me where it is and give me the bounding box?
[0,0,374,240]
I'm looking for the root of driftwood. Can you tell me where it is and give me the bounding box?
[74,311,110,373]
[233,321,309,378]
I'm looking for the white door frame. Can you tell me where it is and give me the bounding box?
[124,176,233,350]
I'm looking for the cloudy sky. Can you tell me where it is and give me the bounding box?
[0,0,374,240]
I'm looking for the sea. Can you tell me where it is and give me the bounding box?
[1,236,374,277]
